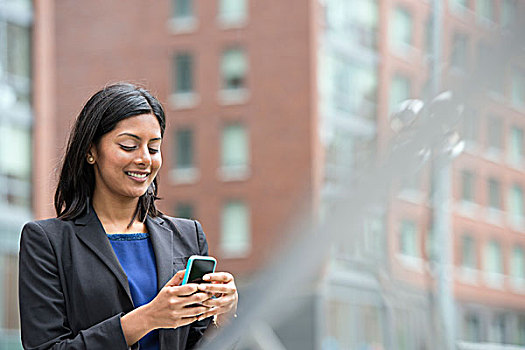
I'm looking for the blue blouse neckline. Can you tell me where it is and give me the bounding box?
[106,233,150,241]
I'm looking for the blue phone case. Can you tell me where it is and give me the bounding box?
[181,255,217,285]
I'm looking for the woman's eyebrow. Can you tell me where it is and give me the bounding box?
[117,132,162,141]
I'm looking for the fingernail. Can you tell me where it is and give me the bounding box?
[203,275,210,281]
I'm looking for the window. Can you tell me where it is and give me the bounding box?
[509,184,525,223]
[221,123,249,177]
[390,7,413,53]
[400,220,418,257]
[461,170,475,202]
[512,68,525,109]
[2,19,32,103]
[511,246,525,280]
[175,202,194,219]
[490,314,506,343]
[501,0,517,27]
[173,0,193,19]
[518,315,525,346]
[488,178,501,210]
[389,74,411,114]
[174,128,194,169]
[221,48,247,90]
[476,0,494,22]
[477,42,505,95]
[218,0,247,25]
[451,32,468,70]
[0,124,31,208]
[464,312,482,342]
[509,126,524,165]
[461,235,477,269]
[487,115,503,151]
[173,53,194,94]
[462,108,478,144]
[485,240,503,274]
[221,200,250,257]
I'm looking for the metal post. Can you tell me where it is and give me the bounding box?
[431,0,456,349]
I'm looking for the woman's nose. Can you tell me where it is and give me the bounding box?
[135,146,152,166]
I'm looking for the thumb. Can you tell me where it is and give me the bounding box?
[166,269,186,286]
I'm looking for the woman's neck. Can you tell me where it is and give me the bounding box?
[92,191,146,234]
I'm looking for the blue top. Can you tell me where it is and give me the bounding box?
[107,233,159,350]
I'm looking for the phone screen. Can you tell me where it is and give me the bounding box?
[187,259,215,284]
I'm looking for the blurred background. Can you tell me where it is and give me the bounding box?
[1,0,524,349]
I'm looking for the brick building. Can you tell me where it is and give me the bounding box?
[0,0,522,348]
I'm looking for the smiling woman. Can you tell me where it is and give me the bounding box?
[18,83,238,350]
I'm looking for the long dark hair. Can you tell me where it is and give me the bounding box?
[54,83,166,223]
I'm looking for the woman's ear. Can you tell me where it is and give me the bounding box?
[87,144,97,164]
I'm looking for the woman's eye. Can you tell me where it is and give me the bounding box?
[149,148,160,154]
[119,145,137,151]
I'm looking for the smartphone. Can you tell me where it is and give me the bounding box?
[181,255,217,285]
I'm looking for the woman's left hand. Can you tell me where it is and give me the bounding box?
[196,272,238,325]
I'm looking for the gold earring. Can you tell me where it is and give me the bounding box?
[87,156,95,164]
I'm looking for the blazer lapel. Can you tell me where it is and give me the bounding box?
[74,210,134,306]
[146,216,174,291]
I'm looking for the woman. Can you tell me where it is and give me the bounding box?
[18,83,238,349]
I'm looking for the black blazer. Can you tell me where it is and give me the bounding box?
[18,208,212,350]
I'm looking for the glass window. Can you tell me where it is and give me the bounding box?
[462,108,478,144]
[221,48,247,90]
[518,315,525,346]
[0,124,31,180]
[173,0,193,19]
[476,0,494,21]
[509,184,525,221]
[490,314,506,343]
[173,53,194,94]
[461,235,477,269]
[218,0,247,24]
[512,246,525,279]
[174,128,194,169]
[509,126,524,164]
[221,200,250,257]
[333,58,377,119]
[488,178,501,209]
[400,220,418,257]
[487,115,503,151]
[512,69,525,109]
[222,123,249,168]
[5,22,31,79]
[485,240,503,274]
[501,0,517,27]
[464,312,482,342]
[451,32,468,70]
[389,74,411,114]
[175,202,194,219]
[461,170,475,202]
[390,7,412,52]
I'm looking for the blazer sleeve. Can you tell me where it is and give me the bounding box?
[185,220,213,349]
[19,221,131,350]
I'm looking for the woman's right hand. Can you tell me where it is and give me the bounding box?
[145,270,214,329]
[121,270,214,346]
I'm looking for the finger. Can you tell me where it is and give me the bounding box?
[171,284,198,297]
[196,307,220,321]
[201,294,235,308]
[197,283,235,294]
[180,305,210,317]
[177,315,201,327]
[166,269,186,286]
[187,291,213,304]
[203,272,233,283]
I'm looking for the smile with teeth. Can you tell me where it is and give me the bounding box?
[125,171,149,179]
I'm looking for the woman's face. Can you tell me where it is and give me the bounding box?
[89,113,162,202]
